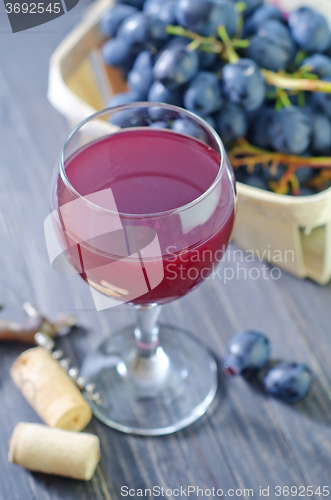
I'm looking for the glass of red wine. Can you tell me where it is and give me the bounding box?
[49,103,236,435]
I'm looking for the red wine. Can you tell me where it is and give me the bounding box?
[57,128,235,305]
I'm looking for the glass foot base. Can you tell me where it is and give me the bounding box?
[80,324,218,435]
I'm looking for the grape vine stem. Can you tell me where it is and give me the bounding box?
[229,139,331,169]
[261,69,331,93]
[166,25,331,93]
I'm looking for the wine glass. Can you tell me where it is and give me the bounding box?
[47,103,236,435]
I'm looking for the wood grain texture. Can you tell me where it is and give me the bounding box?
[0,2,331,499]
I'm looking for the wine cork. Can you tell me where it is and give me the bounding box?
[9,423,100,480]
[10,347,92,431]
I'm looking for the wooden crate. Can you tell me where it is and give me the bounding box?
[47,0,331,284]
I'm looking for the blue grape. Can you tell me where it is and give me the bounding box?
[127,51,154,98]
[171,119,207,141]
[303,107,331,153]
[301,54,331,79]
[100,5,138,37]
[143,0,177,24]
[269,106,312,155]
[245,175,268,190]
[175,0,237,38]
[264,362,312,403]
[153,46,199,89]
[312,77,331,117]
[288,7,330,53]
[101,38,135,68]
[148,106,178,121]
[117,12,167,50]
[311,113,331,153]
[149,120,169,128]
[115,0,144,8]
[110,108,150,128]
[183,71,223,117]
[197,49,218,69]
[215,101,247,143]
[243,5,283,37]
[247,20,295,72]
[222,58,265,111]
[248,107,274,149]
[175,0,214,36]
[107,91,141,107]
[223,330,270,376]
[206,0,237,38]
[148,81,183,106]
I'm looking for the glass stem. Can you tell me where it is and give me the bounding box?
[134,305,162,358]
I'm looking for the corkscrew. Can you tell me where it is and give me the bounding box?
[0,303,101,403]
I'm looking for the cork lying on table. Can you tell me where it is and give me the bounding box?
[10,347,92,431]
[9,423,100,480]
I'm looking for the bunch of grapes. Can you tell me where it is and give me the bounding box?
[100,0,331,196]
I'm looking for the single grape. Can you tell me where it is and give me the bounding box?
[301,54,331,79]
[303,107,331,153]
[175,0,214,35]
[215,101,247,143]
[269,106,312,155]
[205,0,237,38]
[148,81,183,106]
[222,330,271,376]
[288,7,330,53]
[248,107,274,149]
[107,91,141,107]
[117,12,167,50]
[101,38,135,68]
[245,175,268,190]
[197,49,218,70]
[100,5,138,38]
[110,108,150,128]
[311,114,331,153]
[264,362,312,403]
[127,51,154,98]
[115,0,144,8]
[183,71,223,117]
[148,106,178,122]
[143,0,177,25]
[222,58,265,111]
[247,20,295,72]
[153,45,199,89]
[171,119,207,141]
[312,77,331,117]
[243,4,283,37]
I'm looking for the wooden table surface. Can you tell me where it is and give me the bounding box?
[1,3,331,499]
